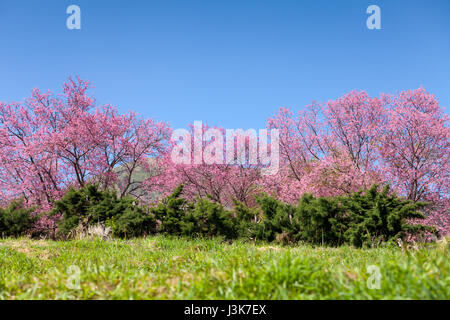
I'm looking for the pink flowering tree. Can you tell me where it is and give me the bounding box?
[266,88,449,235]
[380,88,449,202]
[380,88,450,235]
[0,78,171,211]
[1,79,448,237]
[266,91,386,202]
[146,122,275,207]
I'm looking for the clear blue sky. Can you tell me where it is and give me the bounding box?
[1,0,449,129]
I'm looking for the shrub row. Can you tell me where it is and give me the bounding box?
[0,184,437,246]
[254,186,434,246]
[0,199,37,238]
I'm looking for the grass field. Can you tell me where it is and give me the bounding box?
[0,236,449,300]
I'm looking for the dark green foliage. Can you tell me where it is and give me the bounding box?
[150,185,191,235]
[295,194,350,246]
[51,184,107,235]
[0,199,37,237]
[232,200,259,239]
[46,183,433,245]
[340,185,434,246]
[253,185,433,247]
[151,186,238,239]
[181,198,236,239]
[108,204,156,238]
[254,195,297,243]
[51,184,155,238]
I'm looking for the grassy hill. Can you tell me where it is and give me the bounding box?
[0,236,448,299]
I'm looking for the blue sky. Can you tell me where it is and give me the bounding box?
[1,0,449,129]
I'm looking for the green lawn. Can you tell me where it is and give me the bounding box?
[0,236,448,299]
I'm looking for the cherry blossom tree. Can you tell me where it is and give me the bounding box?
[380,88,449,203]
[0,78,171,210]
[266,88,449,235]
[266,91,386,202]
[380,88,449,236]
[146,122,269,207]
[0,80,448,236]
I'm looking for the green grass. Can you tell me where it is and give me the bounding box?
[0,236,449,299]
